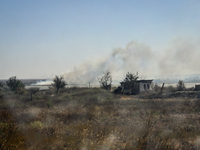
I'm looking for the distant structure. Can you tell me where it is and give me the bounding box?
[194,85,200,91]
[120,79,153,94]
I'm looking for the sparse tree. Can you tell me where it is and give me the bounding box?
[177,80,185,91]
[28,87,39,101]
[51,75,67,93]
[123,72,138,83]
[99,71,112,90]
[6,76,25,92]
[123,72,139,94]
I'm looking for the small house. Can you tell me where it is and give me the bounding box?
[120,79,153,94]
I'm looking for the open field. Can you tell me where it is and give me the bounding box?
[1,88,200,149]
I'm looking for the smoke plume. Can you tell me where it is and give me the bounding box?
[64,37,200,84]
[31,79,53,86]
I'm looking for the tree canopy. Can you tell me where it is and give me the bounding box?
[52,75,67,93]
[28,87,40,101]
[6,76,25,91]
[123,72,139,94]
[123,72,138,83]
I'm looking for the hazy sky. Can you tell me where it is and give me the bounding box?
[1,0,200,79]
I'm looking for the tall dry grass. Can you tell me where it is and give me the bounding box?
[1,87,200,149]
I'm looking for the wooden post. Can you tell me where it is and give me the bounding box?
[160,83,165,94]
[89,82,90,88]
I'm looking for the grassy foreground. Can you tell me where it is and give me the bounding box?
[1,87,200,149]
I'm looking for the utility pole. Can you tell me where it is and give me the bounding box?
[89,82,90,88]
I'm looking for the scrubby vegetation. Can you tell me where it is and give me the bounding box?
[27,87,39,101]
[51,75,66,94]
[6,76,25,92]
[1,86,200,149]
[98,71,112,90]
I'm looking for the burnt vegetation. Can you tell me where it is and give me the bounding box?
[1,76,200,149]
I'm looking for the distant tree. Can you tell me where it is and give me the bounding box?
[123,72,138,83]
[123,72,139,94]
[177,80,185,91]
[28,87,40,101]
[6,76,25,92]
[98,71,112,90]
[52,75,67,93]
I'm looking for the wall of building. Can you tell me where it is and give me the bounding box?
[139,82,151,92]
[121,81,152,93]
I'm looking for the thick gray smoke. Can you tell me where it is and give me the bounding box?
[64,37,200,84]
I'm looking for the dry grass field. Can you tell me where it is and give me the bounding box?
[1,87,200,149]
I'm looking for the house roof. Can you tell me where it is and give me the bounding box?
[137,79,153,83]
[120,79,153,84]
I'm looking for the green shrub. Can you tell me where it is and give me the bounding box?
[47,101,53,108]
[6,76,25,92]
[30,121,44,129]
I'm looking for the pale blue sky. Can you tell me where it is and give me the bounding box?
[1,0,200,79]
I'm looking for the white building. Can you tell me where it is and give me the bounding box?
[120,79,153,94]
[138,80,153,92]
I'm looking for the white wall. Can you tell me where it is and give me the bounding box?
[139,83,151,92]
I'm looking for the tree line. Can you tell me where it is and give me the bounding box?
[0,72,188,97]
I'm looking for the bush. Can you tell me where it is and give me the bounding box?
[27,87,39,101]
[0,81,4,88]
[30,121,44,129]
[177,80,185,91]
[122,72,139,94]
[6,76,25,92]
[16,87,26,94]
[166,85,176,92]
[52,75,67,93]
[98,71,112,90]
[47,101,53,108]
[153,83,161,92]
[0,110,26,149]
